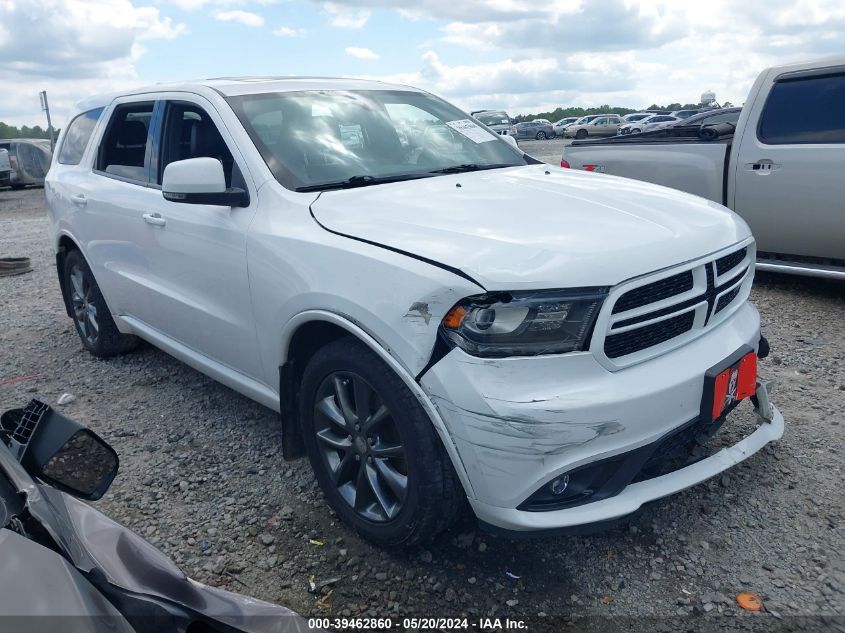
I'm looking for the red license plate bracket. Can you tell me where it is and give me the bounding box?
[701,346,758,422]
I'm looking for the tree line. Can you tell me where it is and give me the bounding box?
[0,122,59,140]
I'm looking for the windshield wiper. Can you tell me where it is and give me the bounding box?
[428,163,515,174]
[295,173,433,192]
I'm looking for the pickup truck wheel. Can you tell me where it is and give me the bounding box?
[575,129,588,139]
[63,249,138,357]
[535,131,547,140]
[300,337,464,547]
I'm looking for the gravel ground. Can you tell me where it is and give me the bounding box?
[1,186,843,633]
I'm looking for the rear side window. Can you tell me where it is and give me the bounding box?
[700,111,740,125]
[96,102,154,182]
[759,73,845,144]
[58,108,104,165]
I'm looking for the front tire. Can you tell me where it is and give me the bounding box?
[575,129,588,139]
[300,337,464,547]
[63,249,138,357]
[535,131,547,140]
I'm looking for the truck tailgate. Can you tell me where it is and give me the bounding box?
[563,141,731,205]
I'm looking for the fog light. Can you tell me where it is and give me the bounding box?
[549,474,569,495]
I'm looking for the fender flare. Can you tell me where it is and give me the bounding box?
[279,310,476,499]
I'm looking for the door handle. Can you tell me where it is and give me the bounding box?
[142,212,166,227]
[747,160,781,173]
[71,193,87,206]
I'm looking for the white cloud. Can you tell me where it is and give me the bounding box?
[273,25,306,37]
[0,0,187,126]
[212,9,265,27]
[341,0,845,115]
[345,46,380,60]
[167,0,277,9]
[325,2,371,28]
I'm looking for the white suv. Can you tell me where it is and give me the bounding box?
[45,78,784,546]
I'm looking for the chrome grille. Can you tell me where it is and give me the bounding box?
[592,242,754,369]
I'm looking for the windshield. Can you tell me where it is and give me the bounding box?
[475,112,510,125]
[228,90,528,191]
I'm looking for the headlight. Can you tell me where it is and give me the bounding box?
[439,288,607,357]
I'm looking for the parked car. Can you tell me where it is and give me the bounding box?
[0,138,52,188]
[564,114,624,139]
[569,114,602,128]
[561,56,845,279]
[552,117,579,135]
[670,109,701,119]
[618,114,680,135]
[622,112,653,123]
[515,120,555,139]
[666,107,742,129]
[0,149,11,188]
[471,109,516,137]
[47,77,783,546]
[0,399,313,632]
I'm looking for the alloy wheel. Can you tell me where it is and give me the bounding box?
[313,371,408,522]
[69,265,99,346]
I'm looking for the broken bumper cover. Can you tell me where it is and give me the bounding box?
[472,390,783,532]
[420,301,785,531]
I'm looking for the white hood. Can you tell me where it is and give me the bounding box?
[311,164,751,290]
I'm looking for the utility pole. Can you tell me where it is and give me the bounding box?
[39,90,55,152]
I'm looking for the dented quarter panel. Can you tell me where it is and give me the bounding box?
[419,301,763,509]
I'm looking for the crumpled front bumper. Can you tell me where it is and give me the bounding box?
[420,300,784,532]
[472,384,783,532]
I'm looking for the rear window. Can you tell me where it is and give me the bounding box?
[475,112,510,125]
[58,108,104,165]
[758,72,845,144]
[96,102,154,182]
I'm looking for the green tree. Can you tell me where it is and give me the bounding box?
[0,122,54,139]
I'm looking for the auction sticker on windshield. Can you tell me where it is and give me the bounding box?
[445,119,496,143]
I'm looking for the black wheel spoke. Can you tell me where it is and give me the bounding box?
[331,451,356,485]
[316,427,352,451]
[371,439,403,458]
[352,377,372,423]
[332,376,356,424]
[362,403,389,434]
[353,461,370,513]
[365,462,398,519]
[316,395,349,431]
[374,458,408,502]
[70,268,84,299]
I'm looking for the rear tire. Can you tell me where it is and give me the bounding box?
[299,337,464,547]
[63,249,138,358]
[575,129,588,139]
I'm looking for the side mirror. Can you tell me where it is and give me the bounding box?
[39,430,118,501]
[1,400,118,500]
[502,134,519,149]
[162,157,249,207]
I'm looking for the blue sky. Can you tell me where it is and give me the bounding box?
[2,0,844,127]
